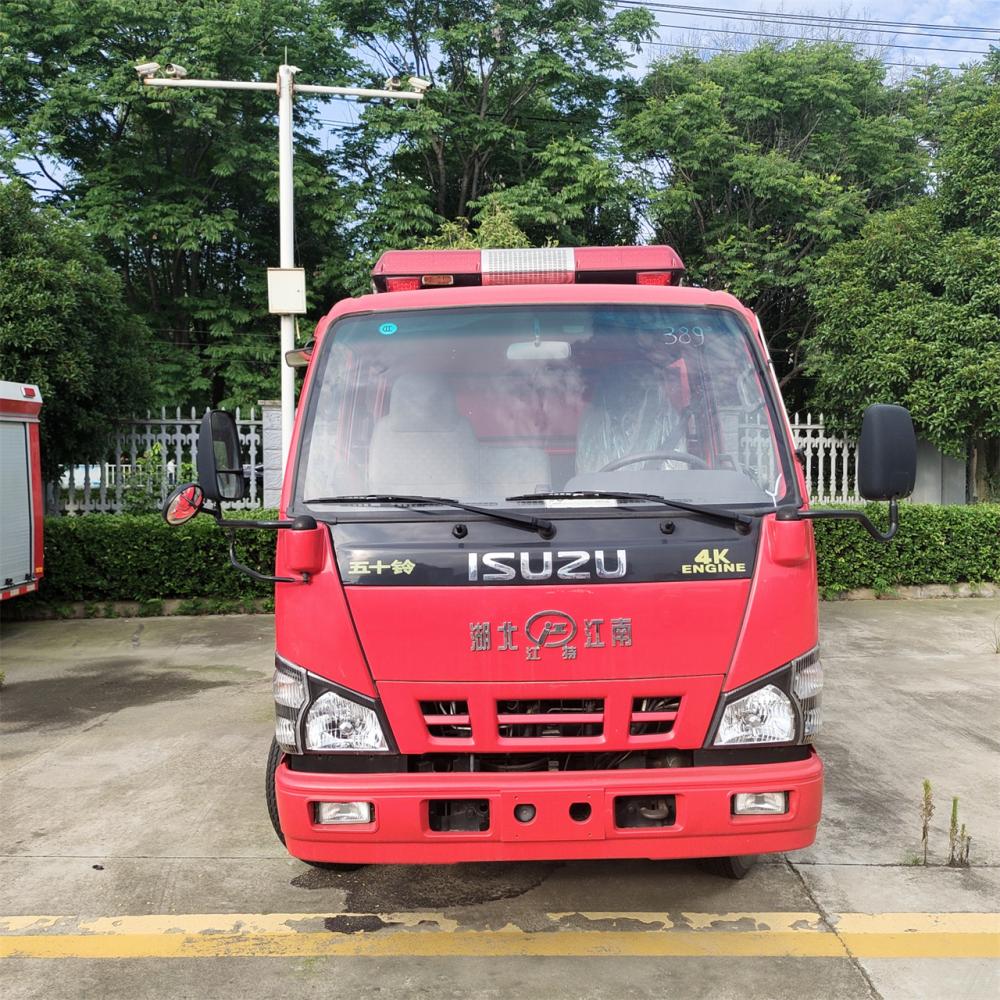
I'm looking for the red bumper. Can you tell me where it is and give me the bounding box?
[276,751,823,864]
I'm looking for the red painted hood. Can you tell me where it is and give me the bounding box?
[343,580,751,682]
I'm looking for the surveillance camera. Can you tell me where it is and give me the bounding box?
[165,63,188,78]
[134,62,161,78]
[407,76,432,93]
[384,76,401,91]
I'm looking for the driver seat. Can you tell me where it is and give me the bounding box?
[368,373,478,496]
[575,364,683,474]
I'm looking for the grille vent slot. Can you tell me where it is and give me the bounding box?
[629,696,681,736]
[496,699,604,739]
[420,700,471,738]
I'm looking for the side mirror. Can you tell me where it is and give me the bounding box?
[857,404,916,501]
[196,410,247,503]
[776,403,916,543]
[162,483,204,525]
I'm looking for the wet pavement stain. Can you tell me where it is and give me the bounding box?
[0,660,235,733]
[291,861,561,909]
[323,915,396,934]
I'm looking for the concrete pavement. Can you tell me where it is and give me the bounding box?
[1,600,998,998]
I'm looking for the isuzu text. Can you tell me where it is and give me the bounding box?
[164,246,917,878]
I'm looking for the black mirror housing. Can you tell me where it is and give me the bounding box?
[197,410,248,503]
[858,404,916,501]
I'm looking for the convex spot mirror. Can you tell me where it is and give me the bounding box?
[506,340,571,361]
[858,404,917,501]
[162,483,204,525]
[197,410,247,503]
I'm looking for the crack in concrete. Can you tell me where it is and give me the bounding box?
[786,857,885,1000]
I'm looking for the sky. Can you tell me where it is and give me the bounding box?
[631,0,999,75]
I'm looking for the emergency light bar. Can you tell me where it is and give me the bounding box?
[371,245,684,292]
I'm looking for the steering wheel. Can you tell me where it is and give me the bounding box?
[598,450,709,472]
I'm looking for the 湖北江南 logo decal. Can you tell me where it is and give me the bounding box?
[469,611,633,661]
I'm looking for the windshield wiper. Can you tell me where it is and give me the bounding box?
[505,490,752,534]
[304,494,555,538]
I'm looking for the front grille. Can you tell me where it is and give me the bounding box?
[629,696,681,736]
[496,699,604,739]
[391,683,710,753]
[420,700,471,739]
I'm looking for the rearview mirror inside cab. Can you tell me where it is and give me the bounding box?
[506,339,571,361]
[857,404,917,501]
[196,410,247,503]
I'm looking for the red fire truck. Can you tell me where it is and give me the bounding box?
[0,380,44,602]
[165,246,916,877]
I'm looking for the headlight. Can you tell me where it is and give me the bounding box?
[272,656,394,754]
[710,648,823,747]
[714,684,796,745]
[305,691,389,752]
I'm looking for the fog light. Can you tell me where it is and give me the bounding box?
[733,792,788,815]
[315,801,373,825]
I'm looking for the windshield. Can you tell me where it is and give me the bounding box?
[295,304,791,511]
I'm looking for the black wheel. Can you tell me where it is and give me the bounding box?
[701,855,758,880]
[265,738,366,872]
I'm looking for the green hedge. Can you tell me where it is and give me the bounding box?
[33,511,280,602]
[7,503,1000,609]
[813,502,999,595]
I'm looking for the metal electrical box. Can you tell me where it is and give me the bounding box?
[267,267,307,314]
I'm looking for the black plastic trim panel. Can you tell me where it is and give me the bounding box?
[285,745,812,774]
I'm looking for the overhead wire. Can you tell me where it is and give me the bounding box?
[636,20,992,55]
[612,1,1000,36]
[640,39,967,71]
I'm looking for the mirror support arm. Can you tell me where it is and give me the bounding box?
[204,508,317,584]
[776,498,899,543]
[223,528,305,584]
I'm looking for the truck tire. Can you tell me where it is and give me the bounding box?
[701,855,758,879]
[265,739,365,872]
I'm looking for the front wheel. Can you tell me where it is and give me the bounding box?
[701,855,758,880]
[265,738,366,872]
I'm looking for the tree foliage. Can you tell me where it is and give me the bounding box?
[0,181,153,477]
[1,0,357,407]
[617,42,927,403]
[333,0,654,290]
[805,54,1000,471]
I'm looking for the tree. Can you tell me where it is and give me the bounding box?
[1,0,357,409]
[0,181,153,478]
[804,55,1000,497]
[333,0,654,291]
[423,195,533,249]
[616,43,927,406]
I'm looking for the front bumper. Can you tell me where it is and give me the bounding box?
[275,749,823,864]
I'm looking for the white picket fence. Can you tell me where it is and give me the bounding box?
[789,412,859,504]
[50,407,263,515]
[49,409,859,515]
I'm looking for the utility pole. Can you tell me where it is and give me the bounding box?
[137,62,426,471]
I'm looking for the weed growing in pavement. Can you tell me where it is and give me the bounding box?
[920,779,934,865]
[947,798,972,868]
[910,783,974,867]
[989,616,1000,654]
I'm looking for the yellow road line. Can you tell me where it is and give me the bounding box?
[0,912,996,960]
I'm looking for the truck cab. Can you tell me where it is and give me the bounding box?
[167,246,916,876]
